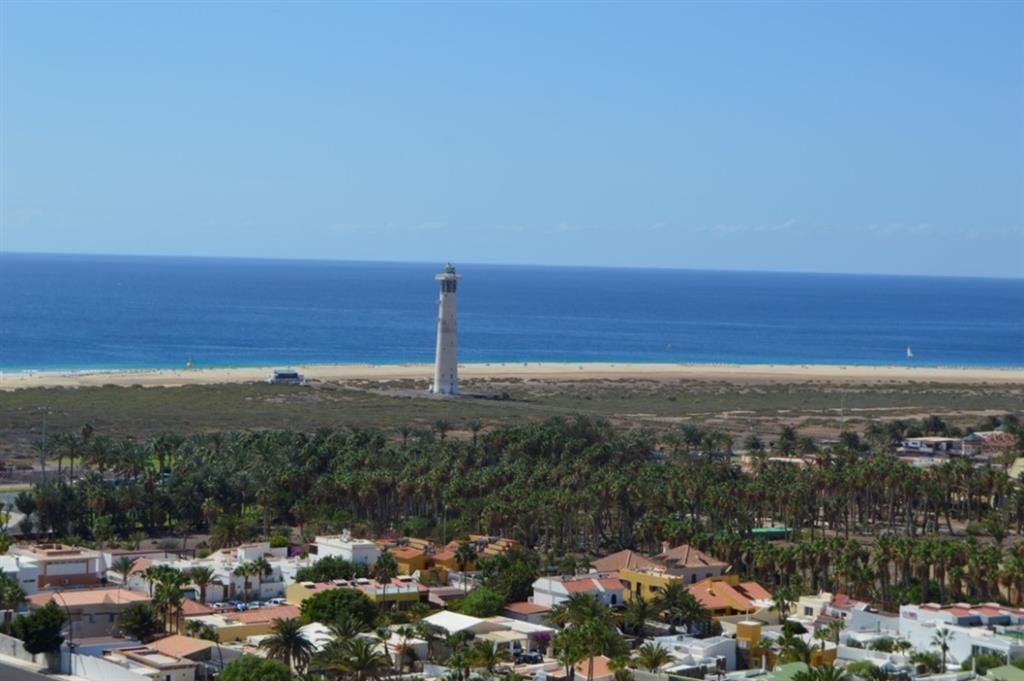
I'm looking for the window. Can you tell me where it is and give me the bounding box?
[611,595,618,605]
[691,574,697,584]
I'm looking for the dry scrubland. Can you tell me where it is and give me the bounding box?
[1,372,1022,461]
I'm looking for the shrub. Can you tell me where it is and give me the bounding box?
[299,588,377,630]
[219,655,293,681]
[269,534,289,549]
[456,586,505,617]
[962,653,1006,676]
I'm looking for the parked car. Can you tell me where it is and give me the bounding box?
[515,652,544,664]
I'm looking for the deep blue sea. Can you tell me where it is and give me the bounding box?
[1,253,1022,371]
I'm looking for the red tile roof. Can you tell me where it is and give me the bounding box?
[28,588,150,608]
[505,602,552,615]
[181,599,215,617]
[591,550,659,573]
[149,635,213,658]
[656,544,728,569]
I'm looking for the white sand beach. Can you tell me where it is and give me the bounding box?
[2,362,1023,391]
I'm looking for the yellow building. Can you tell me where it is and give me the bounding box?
[185,604,300,643]
[286,578,427,608]
[390,546,430,575]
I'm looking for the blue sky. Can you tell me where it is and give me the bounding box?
[2,1,1022,277]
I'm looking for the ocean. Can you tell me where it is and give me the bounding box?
[1,253,1022,371]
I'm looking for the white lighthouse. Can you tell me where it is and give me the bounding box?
[431,263,461,395]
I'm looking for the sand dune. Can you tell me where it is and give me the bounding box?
[2,362,1022,391]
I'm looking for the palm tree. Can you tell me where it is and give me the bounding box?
[234,562,256,601]
[548,593,613,628]
[470,639,512,675]
[634,642,672,672]
[373,553,399,611]
[621,594,657,643]
[654,582,708,635]
[188,566,217,604]
[454,542,476,593]
[153,582,184,633]
[111,556,137,585]
[0,574,25,630]
[260,617,315,673]
[793,667,850,681]
[252,556,273,598]
[317,637,389,681]
[932,628,955,671]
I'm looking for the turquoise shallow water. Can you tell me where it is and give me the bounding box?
[1,253,1022,370]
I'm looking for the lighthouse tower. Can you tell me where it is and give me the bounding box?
[431,263,461,395]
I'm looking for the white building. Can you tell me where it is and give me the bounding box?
[531,575,626,608]
[899,603,1024,667]
[431,263,460,395]
[652,634,738,673]
[0,553,41,596]
[315,533,381,566]
[122,542,309,603]
[8,543,108,591]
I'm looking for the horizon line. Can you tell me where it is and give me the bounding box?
[4,248,1023,283]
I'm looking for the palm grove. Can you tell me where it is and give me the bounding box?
[10,414,1024,613]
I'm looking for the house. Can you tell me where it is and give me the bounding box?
[590,549,658,574]
[531,575,626,608]
[9,543,108,590]
[422,610,507,636]
[389,546,430,575]
[285,576,428,608]
[651,633,738,673]
[964,431,1017,456]
[122,542,303,603]
[148,634,214,662]
[315,533,381,566]
[689,576,774,620]
[0,553,41,596]
[655,543,729,583]
[899,603,1024,666]
[900,437,963,456]
[184,603,300,642]
[100,645,198,681]
[27,587,151,638]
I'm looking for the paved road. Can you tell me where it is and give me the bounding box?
[0,660,52,681]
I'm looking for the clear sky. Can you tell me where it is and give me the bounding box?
[2,1,1022,277]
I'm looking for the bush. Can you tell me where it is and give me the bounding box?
[13,601,65,655]
[845,661,877,677]
[456,586,506,617]
[219,655,294,681]
[962,653,1007,676]
[299,588,377,630]
[269,534,289,549]
[869,638,895,652]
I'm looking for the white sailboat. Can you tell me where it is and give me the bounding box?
[906,346,914,360]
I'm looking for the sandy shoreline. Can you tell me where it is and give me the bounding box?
[2,362,1023,391]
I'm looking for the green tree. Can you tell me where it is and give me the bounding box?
[457,586,506,617]
[188,566,217,604]
[260,617,315,673]
[0,574,25,631]
[111,556,137,585]
[13,601,66,655]
[470,639,512,675]
[300,588,377,630]
[932,628,955,671]
[219,654,295,681]
[634,642,672,672]
[316,636,389,681]
[455,542,477,593]
[372,552,399,609]
[117,603,163,642]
